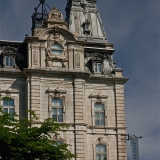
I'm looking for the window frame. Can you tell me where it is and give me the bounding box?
[93,63,102,73]
[92,140,109,160]
[3,56,15,68]
[96,144,107,160]
[94,103,105,126]
[0,90,19,120]
[90,96,108,128]
[51,98,63,122]
[3,99,15,114]
[48,88,67,123]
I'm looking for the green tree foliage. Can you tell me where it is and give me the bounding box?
[0,94,75,160]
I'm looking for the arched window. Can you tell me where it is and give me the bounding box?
[96,144,107,160]
[50,43,63,55]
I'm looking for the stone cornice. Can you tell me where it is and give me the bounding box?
[47,87,67,94]
[0,88,19,93]
[0,69,25,77]
[89,93,108,99]
[23,68,128,84]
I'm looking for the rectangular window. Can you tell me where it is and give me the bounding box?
[5,57,14,67]
[96,144,107,160]
[3,99,15,119]
[94,103,105,126]
[52,99,63,122]
[94,63,102,73]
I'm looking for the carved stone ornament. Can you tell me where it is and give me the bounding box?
[47,87,67,99]
[45,28,68,68]
[48,6,63,21]
[89,93,108,103]
[98,137,103,143]
[0,88,19,97]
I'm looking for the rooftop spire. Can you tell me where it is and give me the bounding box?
[65,0,107,42]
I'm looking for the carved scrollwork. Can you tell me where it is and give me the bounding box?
[89,93,108,103]
[45,29,68,68]
[47,87,67,99]
[48,6,63,21]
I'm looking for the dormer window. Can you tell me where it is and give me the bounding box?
[90,54,104,74]
[0,48,16,68]
[93,63,102,73]
[4,56,15,67]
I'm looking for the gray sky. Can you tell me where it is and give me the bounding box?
[0,0,159,159]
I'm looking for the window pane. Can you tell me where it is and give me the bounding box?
[3,100,8,106]
[102,154,107,160]
[52,99,62,106]
[58,115,63,122]
[51,44,62,55]
[9,108,14,114]
[52,109,57,120]
[9,99,14,106]
[52,99,57,106]
[57,99,62,106]
[52,109,57,115]
[52,115,57,121]
[99,104,104,111]
[51,49,62,55]
[51,44,62,50]
[95,113,99,125]
[6,57,9,66]
[4,108,8,113]
[96,154,101,160]
[96,144,106,153]
[95,104,104,111]
[97,64,101,72]
[96,145,101,153]
[94,64,97,72]
[100,145,106,153]
[100,113,105,126]
[58,109,63,122]
[58,109,63,115]
[94,103,100,111]
[10,57,13,66]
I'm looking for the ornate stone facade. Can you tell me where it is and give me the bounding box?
[0,1,128,159]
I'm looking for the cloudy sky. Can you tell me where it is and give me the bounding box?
[0,0,159,159]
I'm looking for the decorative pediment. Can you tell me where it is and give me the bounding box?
[1,47,16,57]
[89,93,108,99]
[89,93,108,103]
[47,87,67,98]
[0,88,19,97]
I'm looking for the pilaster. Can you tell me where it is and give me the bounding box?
[73,78,86,159]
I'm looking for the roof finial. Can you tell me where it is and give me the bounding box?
[39,0,45,4]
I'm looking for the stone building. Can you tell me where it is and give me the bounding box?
[0,0,128,159]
